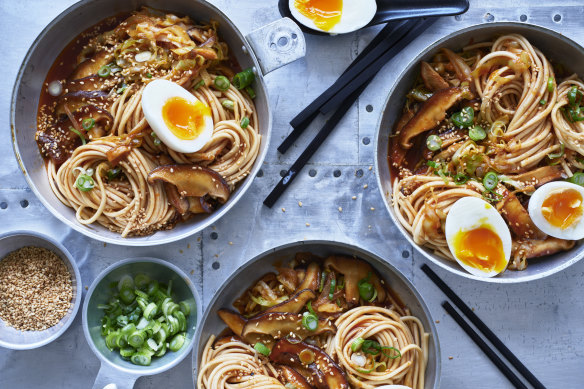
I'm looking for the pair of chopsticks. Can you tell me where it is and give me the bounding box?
[421,264,546,389]
[263,17,437,208]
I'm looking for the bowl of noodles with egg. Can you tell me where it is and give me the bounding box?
[375,22,584,282]
[11,0,304,245]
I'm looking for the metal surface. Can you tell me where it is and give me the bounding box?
[83,257,202,389]
[2,1,584,388]
[0,231,82,350]
[10,0,303,246]
[191,240,440,389]
[374,22,584,283]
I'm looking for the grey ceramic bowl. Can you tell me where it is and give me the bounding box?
[83,257,202,389]
[0,230,82,350]
[192,240,440,389]
[375,22,584,283]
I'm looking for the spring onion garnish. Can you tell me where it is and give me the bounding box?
[82,118,95,130]
[482,172,499,191]
[193,79,205,91]
[232,68,255,90]
[75,173,95,192]
[469,125,486,141]
[452,106,475,128]
[319,271,327,293]
[306,300,316,316]
[547,143,565,160]
[145,72,152,79]
[302,312,319,331]
[69,126,87,145]
[539,99,547,105]
[359,339,402,359]
[213,75,230,91]
[568,86,583,106]
[221,99,234,110]
[117,83,128,94]
[98,65,111,78]
[453,173,470,185]
[99,274,191,366]
[425,134,442,151]
[107,167,121,181]
[568,172,584,186]
[240,117,250,129]
[547,77,554,92]
[151,131,161,146]
[351,337,364,352]
[329,278,336,300]
[245,86,256,99]
[357,272,375,302]
[381,346,402,359]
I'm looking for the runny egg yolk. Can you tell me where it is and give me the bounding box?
[294,0,342,31]
[452,226,507,273]
[162,97,210,140]
[541,188,583,229]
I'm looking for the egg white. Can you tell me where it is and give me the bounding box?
[142,79,213,153]
[445,197,512,277]
[289,0,377,34]
[528,181,584,240]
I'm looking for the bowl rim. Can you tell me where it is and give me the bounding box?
[10,0,272,246]
[191,239,441,388]
[0,230,83,350]
[82,256,202,376]
[374,21,584,283]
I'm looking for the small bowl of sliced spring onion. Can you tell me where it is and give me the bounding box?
[82,257,201,388]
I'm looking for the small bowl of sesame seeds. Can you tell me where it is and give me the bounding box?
[0,231,82,350]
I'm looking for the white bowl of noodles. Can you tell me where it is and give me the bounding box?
[375,22,584,282]
[11,0,304,245]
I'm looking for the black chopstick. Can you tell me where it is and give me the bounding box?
[442,301,529,389]
[422,264,546,389]
[279,19,415,154]
[264,83,368,208]
[319,17,436,114]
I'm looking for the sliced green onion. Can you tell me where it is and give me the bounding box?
[117,83,128,94]
[426,134,442,151]
[245,86,256,99]
[134,274,150,289]
[240,117,250,129]
[179,301,191,316]
[539,99,547,105]
[254,342,271,356]
[145,73,152,79]
[213,75,230,91]
[356,367,374,374]
[232,68,255,89]
[75,174,95,192]
[107,167,122,181]
[567,172,584,186]
[568,85,583,106]
[302,313,318,331]
[150,131,162,146]
[120,347,135,358]
[118,275,134,291]
[319,271,327,293]
[221,99,234,110]
[374,361,388,372]
[329,278,336,300]
[361,339,381,355]
[119,287,135,304]
[482,172,499,191]
[381,346,402,359]
[547,143,565,160]
[351,337,364,352]
[547,77,554,92]
[143,302,158,320]
[306,300,316,316]
[192,79,205,91]
[98,65,111,78]
[357,272,375,301]
[70,126,86,145]
[469,125,486,141]
[451,106,475,128]
[368,288,378,303]
[131,352,151,366]
[453,173,470,185]
[169,333,186,352]
[128,330,145,348]
[82,118,95,130]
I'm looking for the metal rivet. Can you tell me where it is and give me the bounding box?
[309,169,317,177]
[356,169,363,178]
[333,170,341,178]
[520,14,527,22]
[280,170,287,177]
[212,262,220,270]
[362,137,370,145]
[278,36,289,47]
[553,14,561,22]
[402,250,410,258]
[0,202,7,210]
[270,42,277,50]
[366,105,373,112]
[292,33,298,39]
[210,232,218,240]
[484,13,495,22]
[20,200,29,208]
[257,169,264,177]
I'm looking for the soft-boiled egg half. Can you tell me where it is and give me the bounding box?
[445,197,512,277]
[290,0,377,34]
[528,181,584,240]
[142,79,213,153]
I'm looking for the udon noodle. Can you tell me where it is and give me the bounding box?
[197,254,429,389]
[389,34,583,271]
[36,8,260,237]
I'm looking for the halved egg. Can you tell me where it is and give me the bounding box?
[290,0,377,34]
[445,197,512,277]
[142,79,213,153]
[528,181,584,240]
